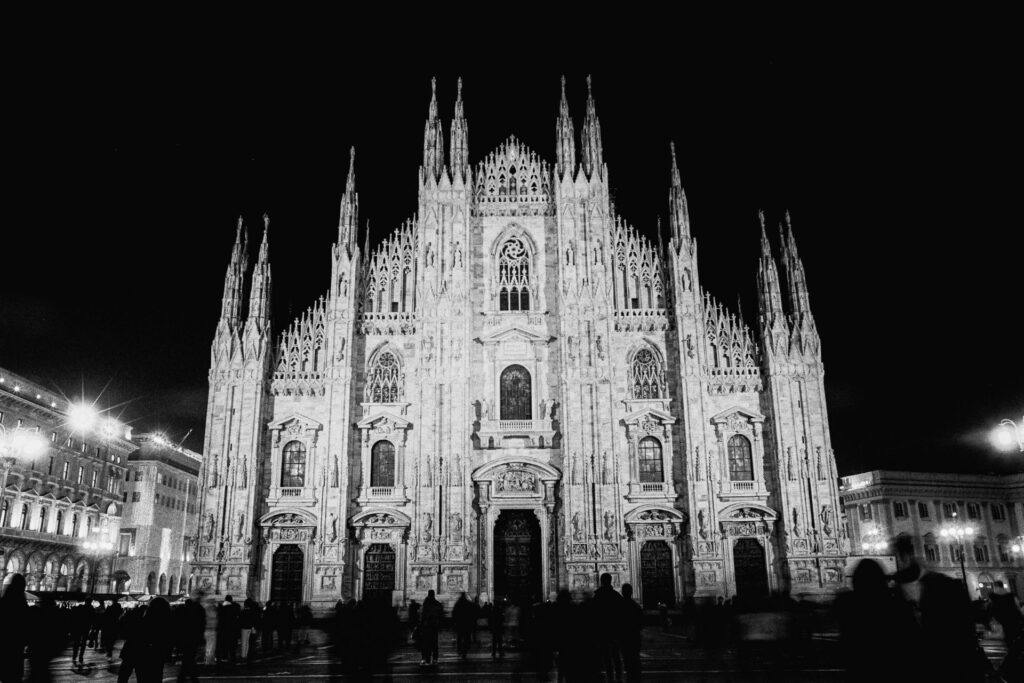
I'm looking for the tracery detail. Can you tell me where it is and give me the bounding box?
[366,350,403,403]
[497,237,531,311]
[630,347,666,399]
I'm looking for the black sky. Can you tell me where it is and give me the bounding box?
[3,26,1021,475]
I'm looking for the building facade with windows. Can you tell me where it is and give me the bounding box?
[194,77,849,610]
[113,434,202,596]
[0,368,132,593]
[840,470,1024,598]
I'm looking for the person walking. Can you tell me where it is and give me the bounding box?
[295,603,312,652]
[261,601,276,653]
[620,584,643,683]
[102,598,123,663]
[116,604,148,683]
[239,598,259,661]
[452,592,475,659]
[277,602,294,653]
[69,597,94,667]
[202,595,219,665]
[593,572,624,683]
[216,595,241,663]
[176,589,206,683]
[488,598,506,659]
[419,590,442,666]
[0,574,30,683]
[136,597,172,683]
[988,583,1024,680]
[28,595,65,683]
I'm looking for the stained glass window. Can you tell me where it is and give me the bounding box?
[728,435,754,481]
[371,440,395,488]
[631,348,664,399]
[281,441,306,488]
[500,365,531,420]
[498,237,531,311]
[638,437,663,483]
[367,351,401,403]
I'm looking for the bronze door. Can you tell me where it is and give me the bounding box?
[363,543,396,604]
[494,510,541,604]
[271,544,304,603]
[732,538,769,599]
[640,540,676,609]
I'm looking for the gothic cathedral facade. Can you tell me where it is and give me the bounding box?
[193,77,850,610]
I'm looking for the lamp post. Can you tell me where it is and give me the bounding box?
[83,529,115,595]
[861,523,889,554]
[993,416,1024,453]
[939,511,975,590]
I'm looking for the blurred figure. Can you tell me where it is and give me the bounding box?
[988,583,1024,680]
[334,599,356,674]
[893,535,988,682]
[28,595,64,683]
[239,597,259,661]
[69,597,94,667]
[202,595,218,665]
[277,602,294,653]
[261,601,275,652]
[0,574,30,683]
[419,590,442,666]
[176,589,206,683]
[453,592,475,658]
[216,594,240,662]
[553,590,575,683]
[117,603,147,683]
[593,573,624,683]
[90,599,105,650]
[407,599,420,645]
[836,558,915,682]
[103,597,123,662]
[137,597,172,682]
[620,584,643,683]
[488,598,506,659]
[295,603,312,652]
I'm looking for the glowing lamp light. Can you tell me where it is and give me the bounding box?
[152,434,168,447]
[9,431,48,459]
[1012,543,1022,554]
[100,419,120,440]
[992,418,1024,453]
[68,404,98,433]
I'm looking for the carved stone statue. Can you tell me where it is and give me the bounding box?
[424,455,433,486]
[240,455,248,489]
[548,400,557,420]
[209,454,219,488]
[481,399,491,420]
[694,447,702,481]
[596,335,606,360]
[571,512,582,541]
[421,513,433,543]
[602,511,615,540]
[449,512,463,537]
[332,456,339,488]
[697,509,708,539]
[602,452,611,484]
[787,446,795,480]
[328,513,338,542]
[820,505,833,535]
[205,513,216,542]
[236,512,246,542]
[792,508,801,537]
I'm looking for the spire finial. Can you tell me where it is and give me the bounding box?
[561,74,567,96]
[670,141,681,187]
[235,215,243,241]
[262,212,269,230]
[586,74,592,95]
[457,77,462,100]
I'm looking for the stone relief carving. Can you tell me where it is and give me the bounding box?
[697,509,708,539]
[204,513,216,542]
[328,513,338,542]
[448,513,463,537]
[820,505,833,535]
[602,511,615,540]
[497,466,536,493]
[421,513,433,543]
[725,413,748,433]
[571,512,582,541]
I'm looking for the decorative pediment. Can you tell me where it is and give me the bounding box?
[351,508,411,528]
[356,411,411,432]
[259,510,317,526]
[624,505,687,524]
[719,503,777,520]
[472,456,561,483]
[709,407,765,425]
[267,413,323,435]
[476,326,552,346]
[623,408,676,438]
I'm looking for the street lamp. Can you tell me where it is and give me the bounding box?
[992,416,1024,453]
[939,511,975,589]
[0,424,49,492]
[83,529,115,595]
[861,523,889,554]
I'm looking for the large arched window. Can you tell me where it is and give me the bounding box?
[20,504,30,530]
[281,441,307,488]
[366,350,402,403]
[631,348,665,399]
[500,365,532,420]
[638,437,664,483]
[0,500,9,527]
[727,435,754,481]
[497,237,531,311]
[370,441,396,487]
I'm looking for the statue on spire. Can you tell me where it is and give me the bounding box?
[422,77,445,183]
[555,75,576,178]
[580,75,604,179]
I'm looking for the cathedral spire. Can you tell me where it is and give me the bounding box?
[668,141,691,241]
[422,77,445,183]
[555,75,576,178]
[756,210,785,328]
[246,214,272,330]
[579,75,604,179]
[780,211,814,319]
[338,146,359,253]
[220,217,249,328]
[449,77,469,182]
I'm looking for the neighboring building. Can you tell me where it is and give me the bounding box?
[840,470,1024,598]
[114,433,201,595]
[0,368,133,593]
[194,77,849,610]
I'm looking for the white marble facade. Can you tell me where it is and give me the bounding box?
[192,77,849,611]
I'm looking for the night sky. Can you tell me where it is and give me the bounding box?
[3,29,1020,476]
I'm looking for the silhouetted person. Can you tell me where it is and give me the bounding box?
[117,604,147,683]
[453,592,475,658]
[836,559,915,682]
[620,584,643,683]
[893,535,987,682]
[176,589,206,683]
[334,599,356,674]
[276,602,294,653]
[295,603,312,652]
[488,598,506,659]
[137,597,172,682]
[202,595,218,665]
[261,601,275,652]
[216,595,240,662]
[594,573,624,683]
[419,590,442,666]
[553,590,576,682]
[239,598,259,661]
[28,595,64,683]
[69,597,94,666]
[103,598,123,662]
[988,584,1024,680]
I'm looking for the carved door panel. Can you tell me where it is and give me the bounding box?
[363,543,396,604]
[640,540,675,609]
[732,538,769,599]
[494,510,541,604]
[271,544,303,603]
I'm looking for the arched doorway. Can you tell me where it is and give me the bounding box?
[113,570,130,593]
[271,544,304,603]
[494,510,541,605]
[158,573,167,594]
[146,572,156,594]
[363,544,396,604]
[733,538,769,599]
[640,540,675,609]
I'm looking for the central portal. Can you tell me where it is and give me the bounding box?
[493,509,541,605]
[271,544,303,603]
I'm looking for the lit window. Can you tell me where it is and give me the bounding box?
[366,351,402,403]
[860,505,873,521]
[50,432,57,443]
[499,365,532,420]
[638,437,663,483]
[90,470,98,488]
[973,543,990,563]
[0,500,9,527]
[281,441,307,488]
[77,466,84,484]
[942,503,956,519]
[727,435,754,481]
[370,441,396,488]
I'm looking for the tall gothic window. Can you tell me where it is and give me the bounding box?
[638,437,664,483]
[500,365,531,420]
[366,350,402,403]
[281,441,307,488]
[497,237,531,311]
[727,435,754,481]
[631,348,664,399]
[0,499,8,527]
[20,504,29,530]
[370,440,396,488]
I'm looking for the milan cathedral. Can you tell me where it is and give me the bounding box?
[192,76,849,611]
